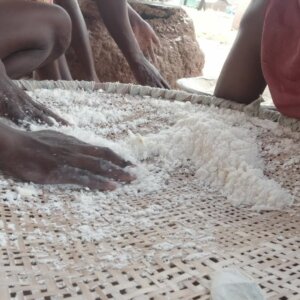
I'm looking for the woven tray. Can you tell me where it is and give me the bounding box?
[0,81,299,300]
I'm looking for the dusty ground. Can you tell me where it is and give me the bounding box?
[184,7,237,79]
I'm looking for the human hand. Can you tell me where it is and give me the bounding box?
[131,55,170,89]
[0,128,135,190]
[0,76,67,126]
[131,18,160,63]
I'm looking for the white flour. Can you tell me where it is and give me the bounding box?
[128,115,293,210]
[0,88,298,270]
[28,88,294,210]
[0,220,6,247]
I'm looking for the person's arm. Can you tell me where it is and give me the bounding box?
[95,0,169,89]
[127,4,160,63]
[214,0,268,103]
[54,0,99,82]
[0,121,134,190]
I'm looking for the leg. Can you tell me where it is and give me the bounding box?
[198,0,206,11]
[0,0,71,125]
[35,55,73,81]
[0,1,71,79]
[34,60,62,80]
[214,0,268,104]
[57,55,73,80]
[55,0,99,82]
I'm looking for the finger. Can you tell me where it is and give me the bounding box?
[161,79,171,90]
[79,145,134,168]
[66,154,136,183]
[149,43,157,64]
[47,166,117,191]
[34,130,83,145]
[23,93,67,125]
[154,79,164,89]
[144,49,150,61]
[17,102,54,126]
[147,76,163,88]
[157,75,170,90]
[10,107,27,125]
[32,101,69,126]
[32,108,54,126]
[31,132,134,167]
[155,78,169,90]
[152,33,161,47]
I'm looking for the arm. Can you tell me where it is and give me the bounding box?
[214,0,268,103]
[95,0,169,88]
[96,0,143,69]
[54,0,99,82]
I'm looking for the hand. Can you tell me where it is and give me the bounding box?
[0,128,135,190]
[0,76,67,126]
[131,18,160,63]
[131,55,170,89]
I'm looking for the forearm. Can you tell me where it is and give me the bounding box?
[95,0,143,66]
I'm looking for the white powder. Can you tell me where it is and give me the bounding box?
[76,224,110,242]
[98,249,136,269]
[7,224,16,231]
[153,242,175,251]
[2,191,18,203]
[211,268,265,300]
[26,89,298,224]
[0,232,7,247]
[16,184,41,198]
[184,252,210,262]
[0,88,297,269]
[128,114,293,210]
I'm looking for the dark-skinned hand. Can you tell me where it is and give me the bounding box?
[0,128,135,190]
[132,17,160,64]
[131,55,170,89]
[0,75,68,126]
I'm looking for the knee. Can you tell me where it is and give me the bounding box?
[33,4,72,59]
[49,5,72,57]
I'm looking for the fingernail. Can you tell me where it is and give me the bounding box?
[124,160,135,167]
[119,173,137,183]
[105,181,117,191]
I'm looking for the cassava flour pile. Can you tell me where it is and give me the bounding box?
[1,86,299,299]
[25,88,296,210]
